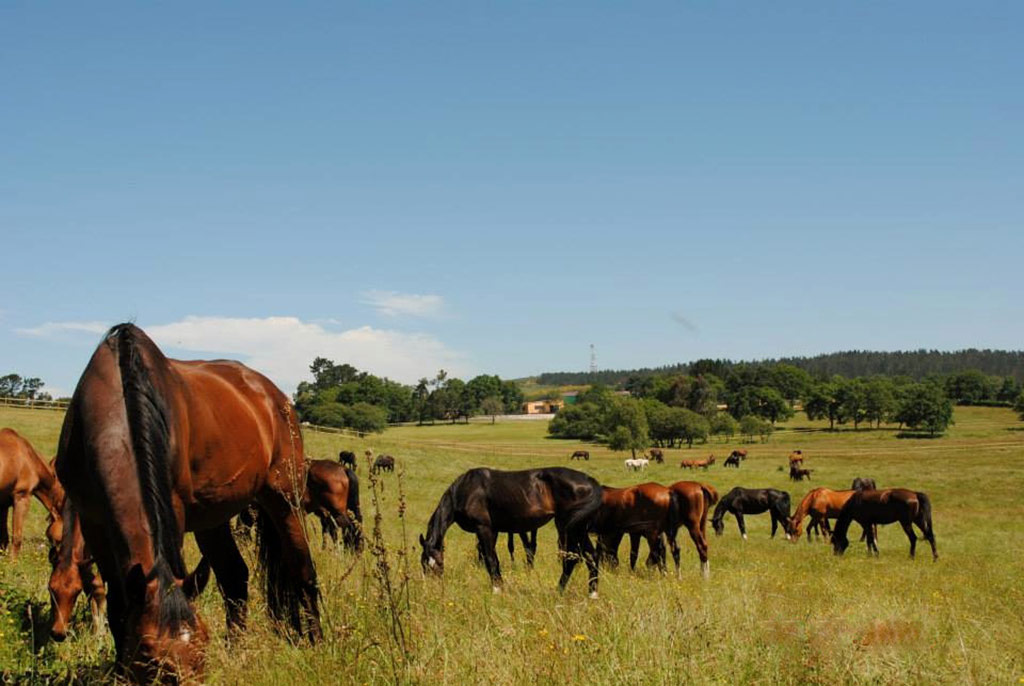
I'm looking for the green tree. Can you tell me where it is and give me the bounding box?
[804,381,841,430]
[863,377,897,428]
[500,380,525,414]
[710,413,738,443]
[481,396,504,424]
[945,370,997,405]
[894,383,954,436]
[343,402,389,433]
[603,397,649,458]
[738,415,761,442]
[677,409,710,448]
[1013,391,1024,421]
[835,379,868,430]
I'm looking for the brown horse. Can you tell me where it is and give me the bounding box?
[0,428,62,559]
[305,459,362,550]
[55,323,321,682]
[789,466,813,481]
[647,448,664,464]
[48,494,109,641]
[788,450,804,467]
[372,454,395,473]
[570,450,590,461]
[680,455,715,470]
[665,481,717,577]
[337,450,357,469]
[832,488,937,560]
[592,482,673,571]
[789,488,869,543]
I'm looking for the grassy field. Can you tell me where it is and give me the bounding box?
[1,405,1023,685]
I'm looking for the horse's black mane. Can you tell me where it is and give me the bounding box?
[109,323,193,628]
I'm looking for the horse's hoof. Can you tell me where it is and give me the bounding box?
[701,561,710,579]
[588,591,599,600]
[741,534,748,541]
[492,585,502,595]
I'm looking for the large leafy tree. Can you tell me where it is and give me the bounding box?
[893,383,954,436]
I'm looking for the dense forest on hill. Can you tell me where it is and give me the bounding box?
[534,349,1024,387]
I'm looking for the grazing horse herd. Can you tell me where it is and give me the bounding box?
[0,324,939,683]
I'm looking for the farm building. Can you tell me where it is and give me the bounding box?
[522,399,565,414]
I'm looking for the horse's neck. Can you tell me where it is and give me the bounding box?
[32,458,61,519]
[793,492,815,521]
[426,490,455,548]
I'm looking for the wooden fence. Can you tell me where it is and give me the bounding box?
[0,396,69,411]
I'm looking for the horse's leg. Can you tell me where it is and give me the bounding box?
[915,514,938,561]
[628,532,641,570]
[0,504,9,551]
[522,531,536,567]
[865,522,879,556]
[899,519,918,559]
[687,522,710,579]
[82,563,107,636]
[259,496,322,641]
[736,512,748,541]
[770,512,779,538]
[10,493,30,559]
[195,523,250,633]
[80,518,127,660]
[665,528,681,574]
[507,533,515,563]
[475,526,502,591]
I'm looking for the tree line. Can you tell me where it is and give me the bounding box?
[0,373,50,400]
[293,358,524,433]
[535,348,1024,387]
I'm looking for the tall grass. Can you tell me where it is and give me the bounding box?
[1,405,1022,684]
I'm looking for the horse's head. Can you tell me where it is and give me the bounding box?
[419,534,444,575]
[712,516,725,536]
[122,562,210,684]
[831,530,850,556]
[48,553,82,642]
[787,517,803,542]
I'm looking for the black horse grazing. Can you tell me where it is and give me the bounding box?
[372,454,395,473]
[712,488,794,540]
[851,477,877,491]
[338,450,357,469]
[832,488,937,560]
[419,467,602,597]
[723,453,742,468]
[789,466,812,481]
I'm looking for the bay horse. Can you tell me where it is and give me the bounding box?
[712,487,794,540]
[591,482,673,572]
[372,454,395,473]
[788,488,869,544]
[55,323,321,682]
[647,448,664,464]
[419,467,602,597]
[788,450,804,467]
[0,428,62,559]
[305,460,363,550]
[723,453,742,468]
[852,477,877,491]
[730,449,748,460]
[789,465,812,481]
[680,455,715,470]
[832,488,937,560]
[570,450,590,461]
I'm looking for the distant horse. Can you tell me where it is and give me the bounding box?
[56,324,320,682]
[680,455,715,470]
[832,489,937,560]
[851,477,877,491]
[338,450,357,469]
[789,466,813,481]
[372,454,395,473]
[624,458,649,471]
[723,453,742,468]
[570,450,590,461]
[419,467,602,597]
[712,488,794,540]
[592,482,673,571]
[500,530,539,566]
[647,448,665,464]
[730,449,748,460]
[0,428,62,559]
[789,488,869,544]
[305,460,363,550]
[788,450,804,467]
[664,481,717,578]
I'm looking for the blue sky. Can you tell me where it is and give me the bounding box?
[2,2,1021,397]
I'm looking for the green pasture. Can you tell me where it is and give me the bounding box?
[1,405,1022,685]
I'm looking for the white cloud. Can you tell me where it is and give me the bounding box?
[14,315,466,393]
[360,290,444,318]
[146,316,464,391]
[15,321,109,337]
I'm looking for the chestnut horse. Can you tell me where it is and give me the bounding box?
[0,428,62,559]
[680,455,715,470]
[419,467,602,597]
[665,481,717,578]
[305,459,362,550]
[592,482,673,571]
[788,450,804,467]
[55,324,320,682]
[833,488,937,560]
[789,488,870,543]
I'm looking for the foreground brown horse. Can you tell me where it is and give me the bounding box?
[592,482,673,571]
[833,488,937,560]
[56,324,320,682]
[665,481,717,578]
[419,467,603,597]
[0,428,62,559]
[789,488,864,542]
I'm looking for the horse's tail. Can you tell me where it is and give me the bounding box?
[916,491,935,537]
[699,484,717,536]
[256,505,307,629]
[344,467,363,550]
[112,323,194,631]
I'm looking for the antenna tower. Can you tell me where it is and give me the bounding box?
[589,344,597,374]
